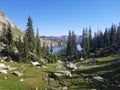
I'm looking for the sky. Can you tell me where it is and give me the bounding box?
[0,0,120,36]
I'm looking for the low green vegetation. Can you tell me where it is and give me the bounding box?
[0,54,119,89]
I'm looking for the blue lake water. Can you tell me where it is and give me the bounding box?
[53,44,82,53]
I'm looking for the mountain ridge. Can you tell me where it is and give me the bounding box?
[40,35,82,43]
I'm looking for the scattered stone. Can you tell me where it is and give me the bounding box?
[0,70,7,74]
[117,84,120,87]
[90,59,98,64]
[115,80,120,84]
[56,64,61,69]
[80,58,84,61]
[12,71,23,77]
[31,61,40,66]
[54,71,72,77]
[101,84,107,88]
[7,66,17,71]
[4,76,7,80]
[49,78,54,81]
[66,62,77,70]
[93,76,104,82]
[62,86,68,90]
[20,78,24,82]
[58,60,63,63]
[114,58,120,64]
[42,65,47,68]
[0,63,6,68]
[37,66,41,68]
[1,60,4,62]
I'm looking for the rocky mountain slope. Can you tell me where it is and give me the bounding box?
[0,9,24,37]
[0,9,65,47]
[40,35,82,44]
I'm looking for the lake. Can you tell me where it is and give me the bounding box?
[53,44,82,53]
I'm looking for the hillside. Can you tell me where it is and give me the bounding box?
[0,10,61,47]
[0,54,119,90]
[0,9,24,37]
[40,35,82,44]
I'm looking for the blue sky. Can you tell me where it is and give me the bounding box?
[0,0,120,36]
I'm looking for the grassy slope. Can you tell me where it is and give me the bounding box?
[0,55,120,90]
[0,62,57,90]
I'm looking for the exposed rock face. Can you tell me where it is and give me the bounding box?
[0,9,23,37]
[0,9,16,30]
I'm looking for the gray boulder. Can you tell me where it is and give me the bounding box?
[54,71,72,77]
[93,76,104,82]
[66,62,77,70]
[12,71,23,77]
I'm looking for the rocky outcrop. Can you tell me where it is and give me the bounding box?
[0,9,23,37]
[54,71,72,77]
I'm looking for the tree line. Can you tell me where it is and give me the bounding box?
[0,16,57,63]
[81,23,120,58]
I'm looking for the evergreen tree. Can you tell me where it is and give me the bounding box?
[81,28,90,53]
[36,29,41,60]
[116,23,120,44]
[104,28,110,46]
[66,31,77,60]
[6,24,13,46]
[23,36,30,63]
[89,27,92,50]
[50,40,53,54]
[17,36,23,62]
[110,24,116,45]
[25,16,35,53]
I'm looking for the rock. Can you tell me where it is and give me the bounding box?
[1,60,4,62]
[80,58,84,61]
[93,76,104,82]
[12,71,23,77]
[7,66,17,71]
[4,77,7,80]
[66,62,77,70]
[0,63,6,68]
[42,65,47,68]
[54,71,72,77]
[58,60,63,63]
[114,58,120,64]
[90,59,98,64]
[56,64,61,69]
[62,86,68,90]
[49,78,54,81]
[31,61,40,66]
[20,78,24,82]
[117,84,120,87]
[0,70,7,74]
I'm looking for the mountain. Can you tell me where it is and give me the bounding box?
[40,35,82,44]
[0,9,24,37]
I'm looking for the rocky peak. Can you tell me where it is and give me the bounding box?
[0,9,16,28]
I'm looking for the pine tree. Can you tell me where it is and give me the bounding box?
[6,24,13,46]
[66,31,77,60]
[25,16,35,53]
[15,36,22,62]
[50,40,53,54]
[66,31,72,57]
[81,28,90,53]
[23,36,30,63]
[89,27,92,50]
[110,24,116,45]
[36,29,41,60]
[116,23,120,44]
[104,28,110,46]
